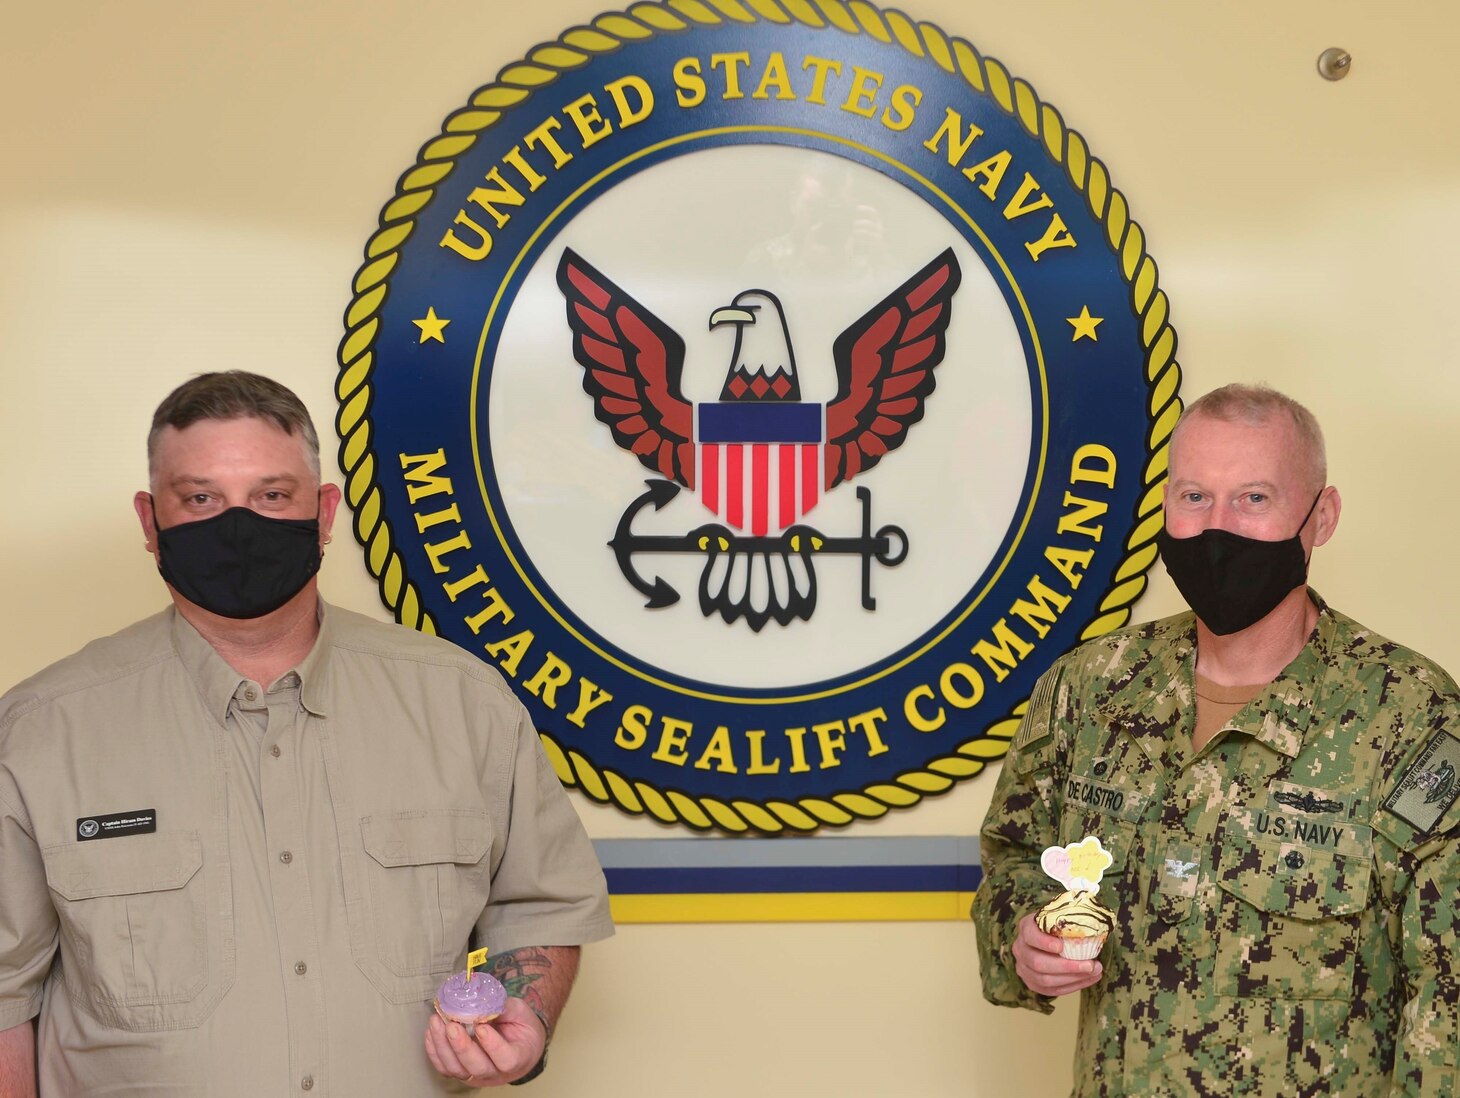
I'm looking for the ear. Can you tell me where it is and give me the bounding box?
[134,491,160,557]
[317,483,343,551]
[1311,485,1341,548]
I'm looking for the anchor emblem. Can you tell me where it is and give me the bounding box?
[610,480,908,631]
[558,247,960,630]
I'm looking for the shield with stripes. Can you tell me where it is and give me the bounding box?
[695,401,824,535]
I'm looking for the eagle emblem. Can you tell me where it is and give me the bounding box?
[557,248,961,630]
[1420,759,1456,806]
[1163,859,1198,881]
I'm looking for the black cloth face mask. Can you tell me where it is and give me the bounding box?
[1157,492,1322,636]
[155,505,322,620]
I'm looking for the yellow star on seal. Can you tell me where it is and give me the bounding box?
[1067,306,1103,343]
[413,307,450,344]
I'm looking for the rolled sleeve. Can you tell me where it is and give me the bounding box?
[479,710,613,953]
[0,773,57,1030]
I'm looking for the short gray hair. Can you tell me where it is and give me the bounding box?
[1173,383,1327,491]
[148,371,321,480]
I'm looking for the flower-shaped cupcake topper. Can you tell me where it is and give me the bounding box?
[1040,835,1113,893]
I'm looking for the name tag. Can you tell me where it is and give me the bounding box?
[1243,782,1368,856]
[1251,811,1351,850]
[77,809,158,841]
[1064,762,1145,822]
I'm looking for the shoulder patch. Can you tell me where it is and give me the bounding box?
[1382,730,1460,835]
[1013,672,1059,752]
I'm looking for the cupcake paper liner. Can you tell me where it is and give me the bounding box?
[1060,933,1107,960]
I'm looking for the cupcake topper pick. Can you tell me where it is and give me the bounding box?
[1041,835,1113,893]
[466,947,489,983]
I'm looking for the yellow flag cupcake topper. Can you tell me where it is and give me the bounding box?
[466,947,488,982]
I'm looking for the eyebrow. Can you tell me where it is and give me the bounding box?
[165,474,304,489]
[1168,478,1281,493]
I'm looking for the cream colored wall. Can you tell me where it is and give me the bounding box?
[2,2,1456,1095]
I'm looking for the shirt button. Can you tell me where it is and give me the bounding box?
[300,1075,314,1090]
[279,850,294,864]
[295,961,308,976]
[270,745,282,758]
[244,688,257,701]
[1285,850,1305,869]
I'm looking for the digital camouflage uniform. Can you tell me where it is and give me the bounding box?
[974,592,1460,1097]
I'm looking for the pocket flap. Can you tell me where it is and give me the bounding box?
[361,810,490,868]
[45,833,202,900]
[1055,817,1135,876]
[1216,830,1370,920]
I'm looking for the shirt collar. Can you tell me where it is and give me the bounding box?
[1109,588,1335,763]
[1227,588,1335,758]
[295,602,333,718]
[170,608,248,728]
[170,601,335,725]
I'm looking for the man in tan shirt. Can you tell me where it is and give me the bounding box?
[0,372,613,1095]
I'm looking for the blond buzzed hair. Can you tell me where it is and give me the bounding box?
[1173,383,1327,491]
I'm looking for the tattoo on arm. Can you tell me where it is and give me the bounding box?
[482,947,552,1012]
[478,945,582,1035]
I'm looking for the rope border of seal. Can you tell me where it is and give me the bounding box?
[334,0,1182,833]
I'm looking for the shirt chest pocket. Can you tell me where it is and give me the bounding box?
[1056,762,1149,882]
[1213,829,1371,1001]
[352,810,493,1003]
[44,832,229,1030]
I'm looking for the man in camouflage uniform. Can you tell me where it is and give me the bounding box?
[974,384,1460,1096]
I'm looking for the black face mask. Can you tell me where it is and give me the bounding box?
[1157,492,1322,636]
[155,505,322,620]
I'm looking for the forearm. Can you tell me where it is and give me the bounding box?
[481,945,581,1032]
[975,825,1061,1012]
[973,673,1066,1011]
[0,1020,37,1098]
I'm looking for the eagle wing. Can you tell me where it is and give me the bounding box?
[823,249,962,489]
[556,248,696,488]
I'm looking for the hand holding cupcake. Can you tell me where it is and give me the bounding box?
[1035,888,1115,959]
[1036,835,1116,960]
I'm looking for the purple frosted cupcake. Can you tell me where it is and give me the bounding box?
[435,970,508,1026]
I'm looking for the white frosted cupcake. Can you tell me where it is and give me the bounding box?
[1035,888,1114,960]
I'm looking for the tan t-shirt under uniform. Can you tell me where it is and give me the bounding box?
[0,603,613,1096]
[1193,673,1267,752]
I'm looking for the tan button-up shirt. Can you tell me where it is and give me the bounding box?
[0,604,613,1096]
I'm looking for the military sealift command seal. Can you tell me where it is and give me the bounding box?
[337,1,1182,833]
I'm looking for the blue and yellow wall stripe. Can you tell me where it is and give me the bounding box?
[595,836,982,923]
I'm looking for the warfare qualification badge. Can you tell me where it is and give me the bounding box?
[338,2,1179,832]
